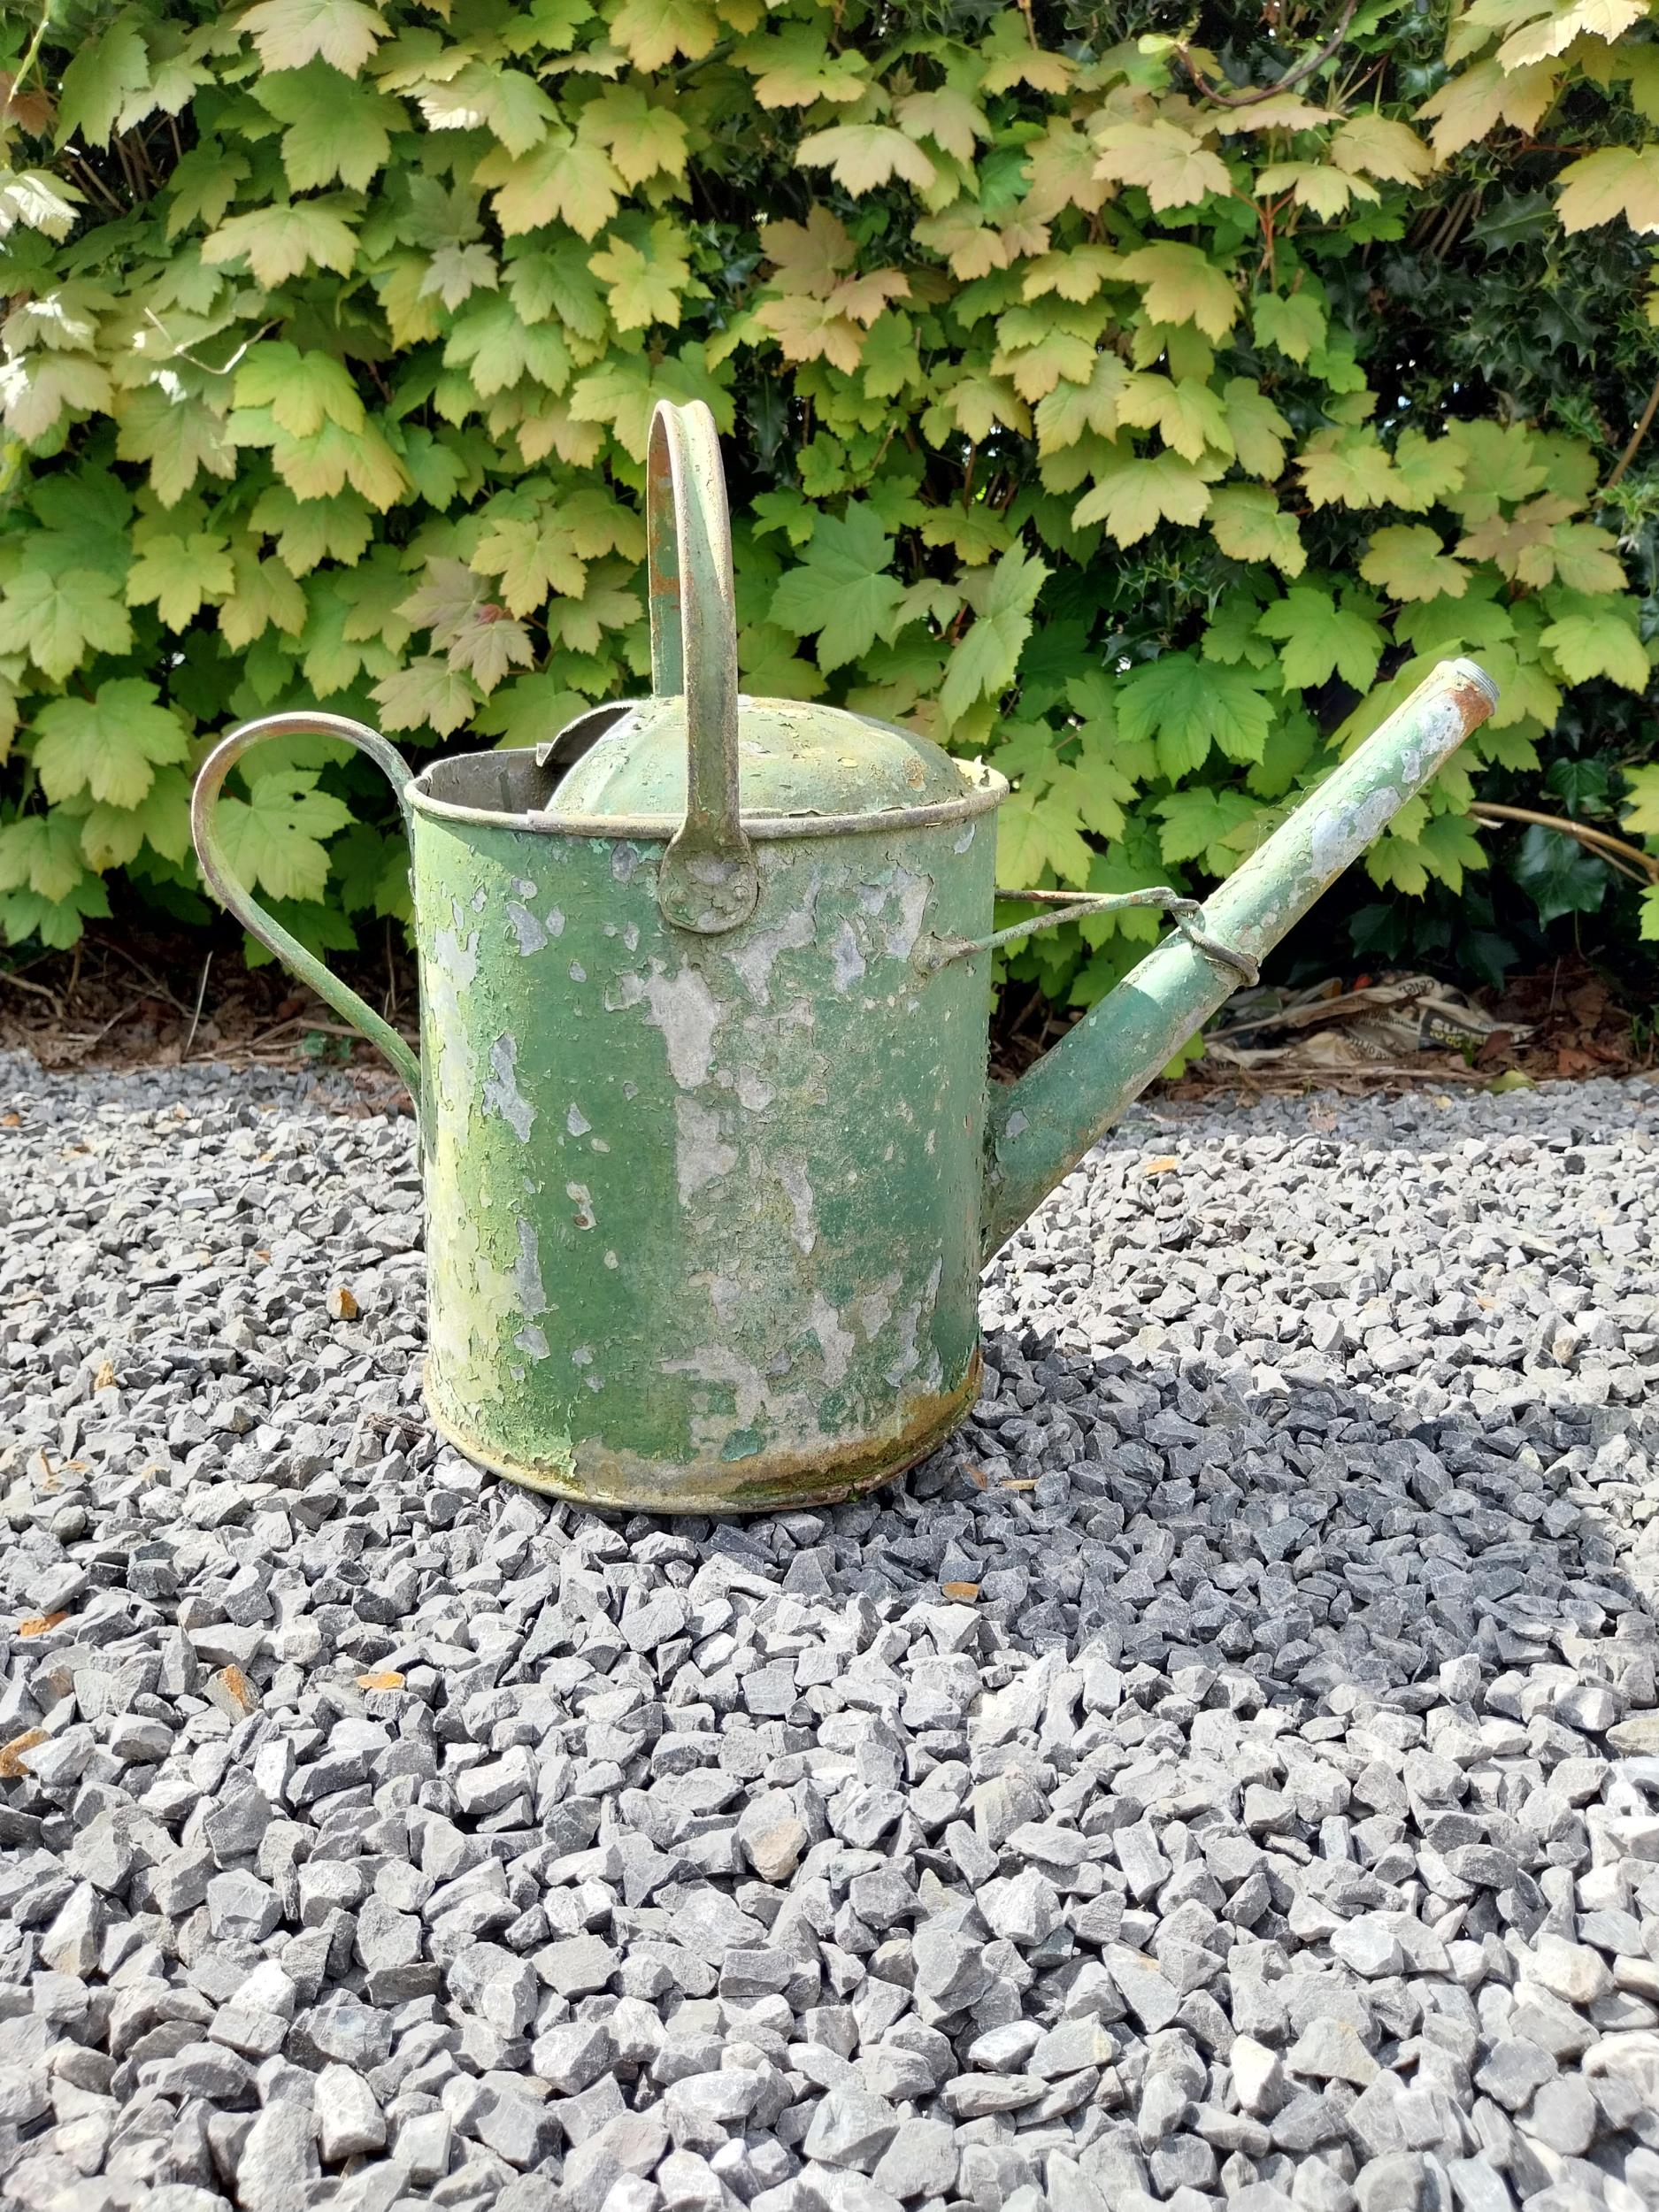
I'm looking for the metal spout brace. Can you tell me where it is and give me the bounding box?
[920,886,1261,987]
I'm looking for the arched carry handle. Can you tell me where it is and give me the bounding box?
[647,399,760,935]
[191,711,422,1104]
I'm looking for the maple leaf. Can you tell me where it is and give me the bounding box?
[1621,764,1659,840]
[416,64,557,157]
[56,14,151,148]
[1389,428,1465,512]
[580,87,690,189]
[1118,651,1275,777]
[1329,115,1434,185]
[543,566,641,655]
[1257,587,1386,690]
[935,370,1032,444]
[214,770,353,902]
[81,766,193,871]
[1155,786,1263,873]
[1092,119,1232,211]
[202,199,358,287]
[1417,58,1561,157]
[233,342,364,440]
[1498,0,1644,69]
[939,546,1048,724]
[1071,450,1212,545]
[0,351,111,442]
[1117,243,1240,342]
[238,0,387,75]
[0,812,93,902]
[1209,486,1305,577]
[895,88,990,165]
[1024,119,1112,220]
[475,133,623,240]
[1252,290,1325,364]
[1441,420,1547,517]
[734,29,869,107]
[770,506,905,672]
[471,516,587,616]
[32,680,189,808]
[1256,163,1380,220]
[995,787,1094,888]
[0,566,131,679]
[127,529,235,628]
[609,0,719,70]
[1222,379,1291,479]
[1360,526,1470,603]
[1116,373,1232,465]
[1297,433,1396,510]
[443,297,572,398]
[1539,595,1651,690]
[796,126,937,196]
[373,657,479,736]
[590,223,691,332]
[1555,145,1659,233]
[254,62,402,193]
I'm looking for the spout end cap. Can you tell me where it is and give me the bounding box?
[1450,656,1500,713]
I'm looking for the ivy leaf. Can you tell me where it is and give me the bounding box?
[32,680,190,808]
[1359,526,1470,603]
[1539,596,1650,690]
[215,770,353,902]
[769,506,905,671]
[0,567,132,680]
[1117,243,1240,341]
[1118,652,1275,777]
[238,0,388,76]
[1509,824,1609,924]
[939,546,1048,725]
[1257,588,1386,689]
[127,531,236,628]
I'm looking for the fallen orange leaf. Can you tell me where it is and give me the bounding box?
[17,1611,68,1639]
[941,1582,980,1603]
[1000,1478,1037,1492]
[1141,1156,1179,1177]
[357,1670,404,1691]
[216,1664,256,1713]
[94,1360,117,1390]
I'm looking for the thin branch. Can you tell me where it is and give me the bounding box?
[142,310,275,377]
[0,0,51,132]
[1469,803,1659,887]
[1606,365,1659,492]
[1178,0,1359,109]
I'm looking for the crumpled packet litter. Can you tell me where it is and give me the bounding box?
[1206,973,1534,1072]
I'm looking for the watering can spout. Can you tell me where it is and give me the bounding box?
[981,657,1501,1256]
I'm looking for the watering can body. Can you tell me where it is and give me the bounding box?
[194,400,1500,1514]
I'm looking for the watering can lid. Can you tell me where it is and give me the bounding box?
[546,692,993,824]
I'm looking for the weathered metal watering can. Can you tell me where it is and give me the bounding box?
[193,399,1498,1514]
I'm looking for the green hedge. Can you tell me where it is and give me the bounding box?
[2,0,1657,1008]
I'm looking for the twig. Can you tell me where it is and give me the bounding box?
[1606,365,1659,492]
[0,967,59,1008]
[1178,0,1358,108]
[1468,803,1659,887]
[92,939,196,1018]
[182,951,212,1058]
[142,311,275,378]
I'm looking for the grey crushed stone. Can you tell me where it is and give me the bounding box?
[2,1054,1659,2212]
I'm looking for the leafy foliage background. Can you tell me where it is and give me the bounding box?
[2,0,1658,1012]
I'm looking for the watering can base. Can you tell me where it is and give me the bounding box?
[422,1350,981,1518]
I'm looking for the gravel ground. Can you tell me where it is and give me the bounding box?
[3,1056,1659,2212]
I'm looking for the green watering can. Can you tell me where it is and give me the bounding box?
[193,400,1498,1515]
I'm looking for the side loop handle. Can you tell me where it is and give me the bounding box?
[647,399,760,935]
[191,711,422,1104]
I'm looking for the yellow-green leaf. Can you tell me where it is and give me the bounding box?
[1359,526,1470,603]
[32,680,189,808]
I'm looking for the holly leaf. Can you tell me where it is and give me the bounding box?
[32,680,190,808]
[1118,651,1275,777]
[1359,526,1470,603]
[939,545,1048,725]
[238,0,388,75]
[1539,596,1651,689]
[1117,243,1240,341]
[212,770,352,902]
[0,567,132,679]
[1257,587,1386,689]
[770,505,905,671]
[127,530,235,628]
